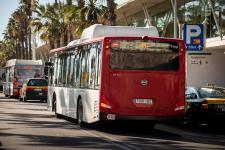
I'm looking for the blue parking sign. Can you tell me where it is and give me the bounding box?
[183,24,204,51]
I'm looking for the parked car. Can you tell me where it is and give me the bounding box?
[185,86,225,124]
[213,87,225,94]
[19,78,48,102]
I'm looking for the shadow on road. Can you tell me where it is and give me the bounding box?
[1,97,225,149]
[0,132,119,149]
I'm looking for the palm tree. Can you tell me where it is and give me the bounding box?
[32,0,113,49]
[20,0,36,60]
[65,0,75,41]
[77,0,85,8]
[8,10,24,59]
[66,0,73,5]
[13,7,28,59]
[0,39,15,66]
[86,0,101,24]
[106,0,117,26]
[32,3,65,48]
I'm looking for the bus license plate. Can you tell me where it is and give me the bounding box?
[34,89,42,91]
[133,98,153,105]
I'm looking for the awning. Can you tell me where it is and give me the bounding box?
[116,0,167,21]
[206,36,225,51]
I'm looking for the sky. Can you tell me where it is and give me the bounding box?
[0,0,127,41]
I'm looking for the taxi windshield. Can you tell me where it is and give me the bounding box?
[198,88,225,98]
[27,79,47,86]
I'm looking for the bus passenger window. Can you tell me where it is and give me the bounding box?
[80,45,90,88]
[89,57,96,88]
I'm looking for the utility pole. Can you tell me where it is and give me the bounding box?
[171,0,178,38]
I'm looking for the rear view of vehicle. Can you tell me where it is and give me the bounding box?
[186,87,225,124]
[20,78,48,102]
[47,24,185,127]
[3,59,44,98]
[100,37,185,122]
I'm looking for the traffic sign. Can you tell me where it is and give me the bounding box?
[183,24,204,51]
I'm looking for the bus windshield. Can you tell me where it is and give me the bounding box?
[16,69,42,78]
[110,40,179,71]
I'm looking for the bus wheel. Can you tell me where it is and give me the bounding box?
[41,99,47,103]
[23,96,27,102]
[77,100,85,127]
[19,95,22,101]
[54,98,61,118]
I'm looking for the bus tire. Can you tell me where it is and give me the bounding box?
[23,96,27,102]
[41,99,46,103]
[77,100,85,127]
[19,95,22,101]
[53,97,61,119]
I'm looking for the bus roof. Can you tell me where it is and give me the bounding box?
[80,24,159,42]
[50,24,159,52]
[5,59,43,67]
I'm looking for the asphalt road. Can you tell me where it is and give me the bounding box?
[0,93,225,150]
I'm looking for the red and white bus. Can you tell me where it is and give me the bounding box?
[3,59,44,97]
[47,24,185,127]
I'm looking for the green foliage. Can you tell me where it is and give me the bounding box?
[3,0,115,61]
[0,40,15,67]
[32,0,109,49]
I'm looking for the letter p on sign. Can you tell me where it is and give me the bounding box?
[184,24,204,51]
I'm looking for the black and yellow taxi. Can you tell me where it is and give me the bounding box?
[19,78,48,102]
[185,86,225,124]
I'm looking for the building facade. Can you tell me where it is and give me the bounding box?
[116,0,225,87]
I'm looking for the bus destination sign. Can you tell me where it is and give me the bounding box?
[111,40,179,52]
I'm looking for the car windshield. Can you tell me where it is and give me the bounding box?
[198,88,225,98]
[27,79,47,86]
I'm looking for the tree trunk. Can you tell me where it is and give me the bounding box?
[28,26,32,59]
[77,0,84,8]
[28,10,32,60]
[64,31,68,46]
[15,40,19,59]
[107,0,117,26]
[25,35,29,59]
[69,24,74,42]
[18,41,22,59]
[56,38,60,48]
[66,0,72,5]
[49,39,55,49]
[21,39,26,59]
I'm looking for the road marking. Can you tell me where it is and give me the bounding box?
[81,128,141,150]
[66,123,141,150]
